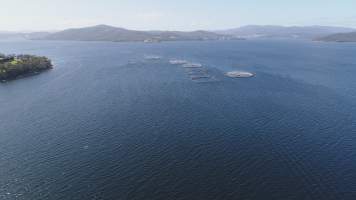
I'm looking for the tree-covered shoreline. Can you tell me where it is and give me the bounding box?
[0,53,52,82]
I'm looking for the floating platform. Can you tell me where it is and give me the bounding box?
[183,63,203,68]
[144,55,162,60]
[225,71,254,78]
[190,75,211,80]
[169,59,188,65]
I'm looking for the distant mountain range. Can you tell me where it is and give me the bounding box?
[0,31,51,40]
[34,25,230,42]
[316,32,356,42]
[0,31,26,40]
[216,25,355,39]
[1,25,356,42]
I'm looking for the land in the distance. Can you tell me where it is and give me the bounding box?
[34,25,235,42]
[0,53,52,82]
[1,25,356,42]
[217,25,355,39]
[34,25,356,42]
[316,32,356,42]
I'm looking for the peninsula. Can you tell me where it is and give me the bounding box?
[0,53,52,82]
[316,32,356,42]
[34,25,234,42]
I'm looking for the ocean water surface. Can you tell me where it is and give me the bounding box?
[0,39,356,200]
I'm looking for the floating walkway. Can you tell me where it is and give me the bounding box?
[169,59,188,65]
[225,71,254,78]
[169,59,218,83]
[144,55,162,60]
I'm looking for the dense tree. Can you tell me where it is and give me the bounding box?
[0,53,52,81]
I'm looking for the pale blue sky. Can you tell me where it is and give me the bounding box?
[1,0,356,31]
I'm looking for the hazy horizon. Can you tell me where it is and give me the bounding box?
[1,0,356,32]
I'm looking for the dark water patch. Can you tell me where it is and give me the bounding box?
[1,40,356,200]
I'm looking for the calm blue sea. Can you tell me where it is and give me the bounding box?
[0,39,356,200]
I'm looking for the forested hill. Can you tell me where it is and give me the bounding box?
[0,53,52,81]
[37,25,229,42]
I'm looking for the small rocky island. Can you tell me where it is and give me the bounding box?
[0,53,52,82]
